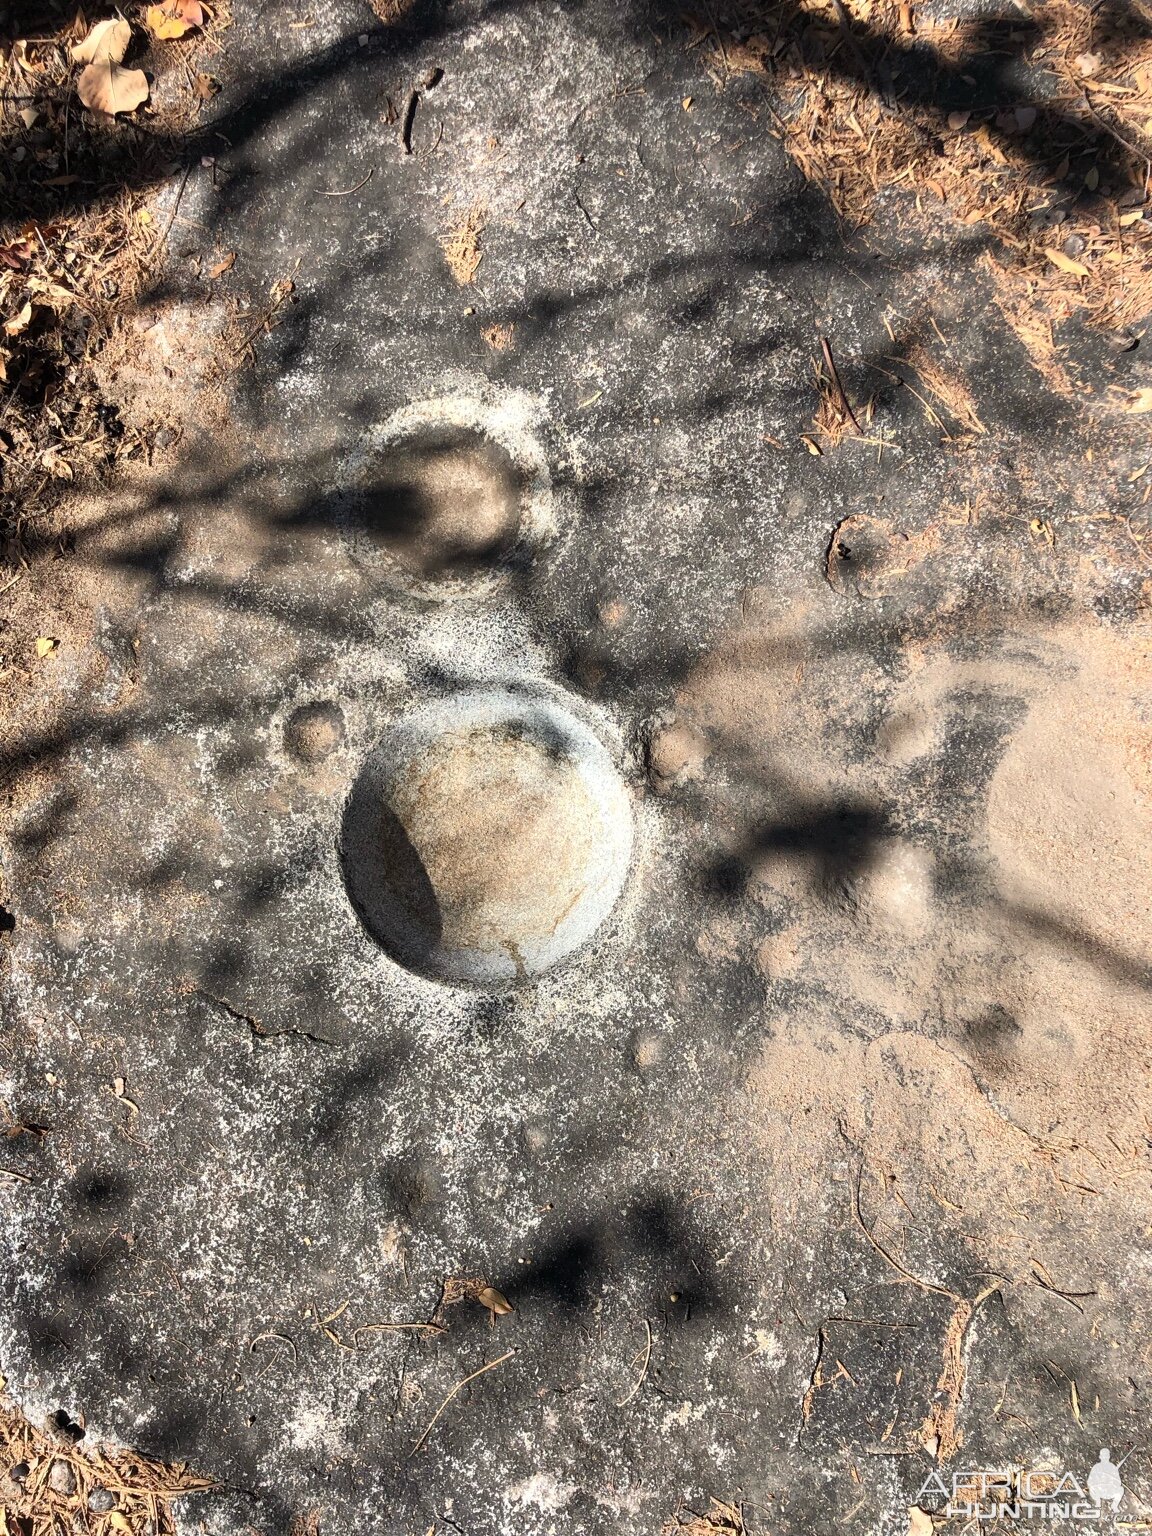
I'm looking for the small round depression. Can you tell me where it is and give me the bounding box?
[285,701,345,764]
[340,691,633,988]
[356,426,524,582]
[341,397,557,597]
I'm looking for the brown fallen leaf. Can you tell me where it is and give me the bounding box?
[71,17,131,64]
[476,1286,514,1316]
[146,0,205,40]
[1043,247,1091,278]
[1126,388,1152,413]
[72,17,148,114]
[4,301,32,337]
[0,240,33,270]
[78,60,149,115]
[208,251,236,279]
[35,637,58,657]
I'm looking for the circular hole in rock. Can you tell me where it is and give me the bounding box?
[284,701,345,764]
[341,690,633,988]
[353,425,525,582]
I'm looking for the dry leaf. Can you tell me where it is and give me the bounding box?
[11,39,36,73]
[208,251,236,279]
[1029,517,1054,546]
[0,240,32,270]
[78,61,149,115]
[4,301,32,336]
[908,1510,934,1536]
[18,106,40,129]
[477,1286,514,1316]
[71,17,131,64]
[1120,211,1146,227]
[41,449,72,480]
[1125,388,1152,413]
[35,637,58,657]
[193,71,220,98]
[1084,166,1100,191]
[1075,51,1102,76]
[146,0,204,40]
[1043,247,1091,278]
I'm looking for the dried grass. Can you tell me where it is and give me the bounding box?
[691,0,1152,335]
[0,1389,213,1536]
[901,342,986,436]
[441,203,486,286]
[0,5,230,558]
[662,1498,747,1536]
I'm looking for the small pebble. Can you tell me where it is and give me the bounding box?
[88,1487,117,1513]
[48,1458,76,1496]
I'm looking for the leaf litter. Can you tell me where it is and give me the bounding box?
[0,4,231,561]
[688,0,1152,344]
[0,1382,213,1536]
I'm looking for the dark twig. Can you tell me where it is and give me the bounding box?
[820,336,862,434]
[400,88,418,155]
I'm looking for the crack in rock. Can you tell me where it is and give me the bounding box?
[194,989,334,1047]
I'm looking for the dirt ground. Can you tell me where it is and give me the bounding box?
[2,0,1152,1533]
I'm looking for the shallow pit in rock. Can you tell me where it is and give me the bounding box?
[340,689,634,987]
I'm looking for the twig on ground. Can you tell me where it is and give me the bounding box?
[354,1321,447,1340]
[400,88,418,154]
[616,1318,653,1407]
[409,1349,515,1457]
[820,336,862,434]
[852,1169,956,1297]
[321,168,374,197]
